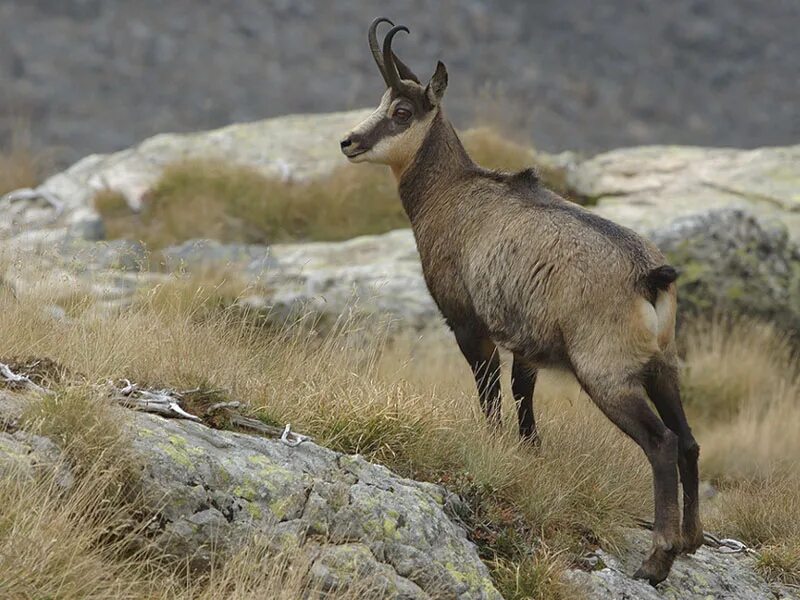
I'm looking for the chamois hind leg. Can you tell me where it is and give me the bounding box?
[452,327,502,429]
[577,370,681,586]
[512,354,539,444]
[645,353,703,554]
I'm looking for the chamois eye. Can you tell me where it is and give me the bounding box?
[394,107,412,121]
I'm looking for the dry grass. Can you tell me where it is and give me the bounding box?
[0,459,156,600]
[679,317,800,585]
[681,318,800,482]
[96,160,406,249]
[1,271,799,595]
[0,126,43,196]
[490,549,577,600]
[95,127,570,251]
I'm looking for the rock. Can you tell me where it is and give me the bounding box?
[574,145,800,244]
[0,395,74,489]
[3,391,796,599]
[652,209,800,334]
[565,528,798,600]
[0,388,499,598]
[160,239,276,273]
[255,230,439,329]
[132,412,500,599]
[154,232,438,328]
[0,188,64,238]
[54,238,149,273]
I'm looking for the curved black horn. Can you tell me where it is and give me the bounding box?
[369,18,420,86]
[368,17,394,86]
[382,25,414,93]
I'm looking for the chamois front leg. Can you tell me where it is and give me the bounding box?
[512,354,539,444]
[452,327,502,429]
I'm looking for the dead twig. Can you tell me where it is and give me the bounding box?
[228,413,311,447]
[0,362,53,395]
[112,379,202,421]
[108,379,311,447]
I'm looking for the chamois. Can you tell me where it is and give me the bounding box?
[340,17,702,585]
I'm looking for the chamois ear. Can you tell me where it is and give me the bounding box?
[425,61,448,106]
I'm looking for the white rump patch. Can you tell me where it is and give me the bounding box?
[638,298,659,336]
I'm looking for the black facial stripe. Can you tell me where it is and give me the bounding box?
[355,115,411,150]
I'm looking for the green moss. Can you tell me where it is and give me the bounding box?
[382,517,400,540]
[244,501,263,520]
[268,495,296,521]
[233,481,258,502]
[444,560,497,595]
[160,440,194,470]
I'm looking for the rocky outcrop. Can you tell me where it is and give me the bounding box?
[566,528,797,600]
[161,232,439,328]
[132,411,505,599]
[0,398,500,599]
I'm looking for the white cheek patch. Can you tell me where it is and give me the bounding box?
[369,137,393,162]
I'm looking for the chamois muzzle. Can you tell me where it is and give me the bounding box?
[339,133,367,159]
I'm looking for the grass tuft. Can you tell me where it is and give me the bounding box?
[757,543,800,587]
[96,160,406,249]
[490,550,578,600]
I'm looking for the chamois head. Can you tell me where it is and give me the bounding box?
[340,18,448,173]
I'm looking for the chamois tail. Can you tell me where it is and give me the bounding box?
[642,265,678,305]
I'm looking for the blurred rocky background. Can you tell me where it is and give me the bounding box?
[1,0,798,166]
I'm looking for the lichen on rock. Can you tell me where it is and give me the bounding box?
[132,412,502,599]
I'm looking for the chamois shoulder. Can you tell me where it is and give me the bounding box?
[474,166,541,190]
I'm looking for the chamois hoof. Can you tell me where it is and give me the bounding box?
[681,527,704,555]
[633,546,678,586]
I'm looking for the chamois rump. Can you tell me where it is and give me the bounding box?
[340,18,702,585]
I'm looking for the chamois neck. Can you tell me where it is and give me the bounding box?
[397,111,474,221]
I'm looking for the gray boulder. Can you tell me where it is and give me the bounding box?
[3,393,796,599]
[132,412,500,599]
[653,209,800,335]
